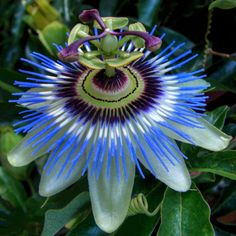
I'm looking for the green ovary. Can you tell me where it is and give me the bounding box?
[76,67,144,109]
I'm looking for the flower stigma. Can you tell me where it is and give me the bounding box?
[58,9,162,77]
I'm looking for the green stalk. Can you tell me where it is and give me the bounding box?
[105,64,116,77]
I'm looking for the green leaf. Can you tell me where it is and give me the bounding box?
[0,198,29,236]
[228,105,236,120]
[138,0,162,27]
[0,126,31,180]
[207,61,236,94]
[0,80,21,94]
[0,167,27,210]
[159,27,195,49]
[0,126,23,155]
[106,52,143,68]
[158,27,196,71]
[35,0,61,22]
[99,0,119,16]
[190,151,236,180]
[193,173,216,184]
[129,22,146,48]
[94,17,129,30]
[0,102,22,122]
[1,1,27,68]
[224,123,236,136]
[205,106,230,130]
[38,21,68,55]
[25,0,61,31]
[213,184,236,216]
[209,0,236,10]
[53,0,90,25]
[0,69,24,101]
[158,184,214,236]
[41,192,89,236]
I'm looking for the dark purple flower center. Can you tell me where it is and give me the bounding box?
[92,69,128,93]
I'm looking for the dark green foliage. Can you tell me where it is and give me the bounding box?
[158,184,214,236]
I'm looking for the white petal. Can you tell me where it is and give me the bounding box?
[161,117,232,151]
[19,88,53,110]
[136,133,191,192]
[7,121,67,167]
[39,141,87,197]
[88,153,135,233]
[178,78,210,88]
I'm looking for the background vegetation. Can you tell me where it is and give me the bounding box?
[0,0,236,235]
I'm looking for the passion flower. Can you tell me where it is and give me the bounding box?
[8,9,231,233]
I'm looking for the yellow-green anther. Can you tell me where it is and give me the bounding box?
[94,17,129,30]
[129,22,146,48]
[84,51,102,59]
[117,51,131,58]
[68,23,89,45]
[106,52,143,68]
[79,56,105,69]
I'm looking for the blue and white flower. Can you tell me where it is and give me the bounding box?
[8,9,231,233]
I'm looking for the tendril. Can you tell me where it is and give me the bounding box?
[203,3,214,67]
[127,193,161,217]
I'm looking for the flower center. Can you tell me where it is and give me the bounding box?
[49,61,162,124]
[92,69,129,93]
[75,67,144,109]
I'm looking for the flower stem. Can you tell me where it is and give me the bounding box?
[105,64,116,77]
